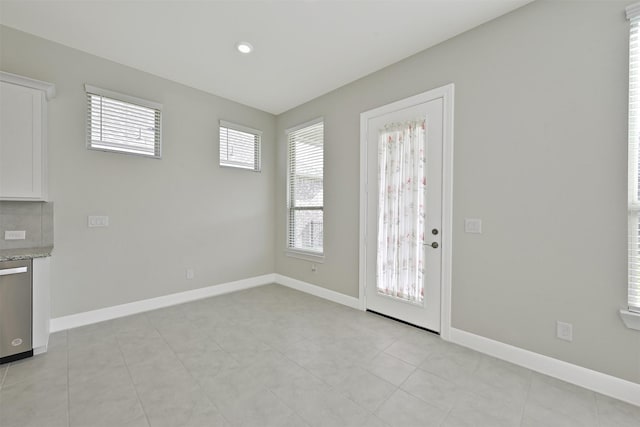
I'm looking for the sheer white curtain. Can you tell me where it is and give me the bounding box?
[376,119,427,303]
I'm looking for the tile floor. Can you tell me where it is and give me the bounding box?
[0,284,638,427]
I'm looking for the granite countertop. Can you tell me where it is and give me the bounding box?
[0,246,53,262]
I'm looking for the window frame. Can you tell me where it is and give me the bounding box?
[624,3,640,331]
[285,117,325,261]
[85,84,162,159]
[219,120,262,172]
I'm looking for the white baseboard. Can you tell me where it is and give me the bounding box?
[274,274,361,310]
[449,327,640,407]
[50,273,276,332]
[49,273,358,333]
[47,273,640,408]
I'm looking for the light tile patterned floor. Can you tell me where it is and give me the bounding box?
[0,284,638,427]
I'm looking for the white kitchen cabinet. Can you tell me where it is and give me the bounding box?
[0,72,55,201]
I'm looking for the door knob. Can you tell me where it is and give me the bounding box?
[425,242,438,249]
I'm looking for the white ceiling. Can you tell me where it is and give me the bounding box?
[0,0,532,114]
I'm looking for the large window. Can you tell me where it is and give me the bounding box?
[219,121,261,171]
[628,4,640,314]
[287,119,324,255]
[86,85,162,158]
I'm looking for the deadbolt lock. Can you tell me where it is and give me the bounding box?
[432,229,439,235]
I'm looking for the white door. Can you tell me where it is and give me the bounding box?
[363,96,444,332]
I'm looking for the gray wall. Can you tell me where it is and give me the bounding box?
[275,0,640,383]
[0,25,276,317]
[2,0,638,385]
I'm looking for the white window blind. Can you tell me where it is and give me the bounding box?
[287,119,324,254]
[628,4,640,313]
[219,121,261,171]
[85,84,162,158]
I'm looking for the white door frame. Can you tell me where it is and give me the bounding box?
[358,84,454,340]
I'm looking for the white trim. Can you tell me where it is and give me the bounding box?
[220,120,263,137]
[84,84,163,111]
[448,328,640,407]
[0,71,56,100]
[50,274,275,332]
[43,269,640,406]
[285,118,325,255]
[359,110,368,312]
[620,308,640,330]
[33,346,47,355]
[440,85,454,341]
[32,257,50,355]
[284,116,324,135]
[85,86,163,159]
[285,250,325,263]
[219,119,262,172]
[627,2,640,20]
[358,84,455,338]
[275,274,361,309]
[49,273,359,333]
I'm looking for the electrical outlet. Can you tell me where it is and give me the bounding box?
[186,268,194,280]
[4,230,26,240]
[311,263,317,272]
[88,216,109,227]
[464,218,482,234]
[556,321,573,342]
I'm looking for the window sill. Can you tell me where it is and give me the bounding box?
[285,250,325,263]
[619,309,640,331]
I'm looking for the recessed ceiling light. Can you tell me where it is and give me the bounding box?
[236,42,253,54]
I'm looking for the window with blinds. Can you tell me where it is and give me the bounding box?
[287,119,324,254]
[85,85,162,158]
[219,121,261,171]
[628,4,640,313]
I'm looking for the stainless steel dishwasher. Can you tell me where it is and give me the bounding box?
[0,259,32,364]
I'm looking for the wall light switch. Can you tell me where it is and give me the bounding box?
[186,268,195,280]
[464,218,482,234]
[4,230,26,240]
[88,216,109,227]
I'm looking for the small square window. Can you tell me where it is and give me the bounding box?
[219,121,261,171]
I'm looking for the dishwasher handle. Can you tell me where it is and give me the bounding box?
[0,266,28,276]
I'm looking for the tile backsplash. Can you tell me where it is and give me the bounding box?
[0,201,54,249]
